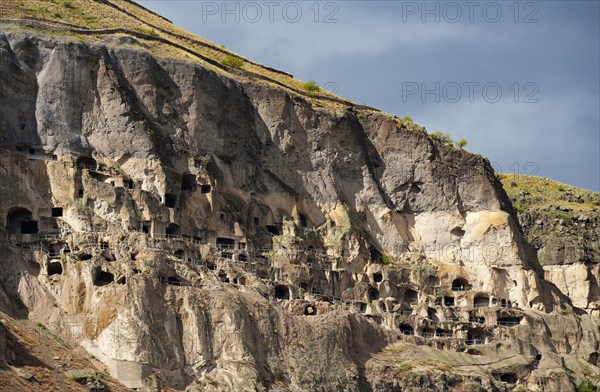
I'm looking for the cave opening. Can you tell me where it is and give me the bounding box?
[399,324,414,335]
[174,249,185,259]
[218,270,229,283]
[451,277,471,291]
[200,184,211,194]
[266,225,280,236]
[497,316,522,326]
[368,286,379,301]
[51,207,63,217]
[47,261,63,276]
[373,272,383,283]
[166,223,180,236]
[93,269,114,286]
[304,304,317,316]
[450,227,466,237]
[216,237,236,249]
[444,296,455,307]
[427,307,439,322]
[435,328,452,338]
[181,174,197,191]
[499,374,517,384]
[275,285,290,300]
[163,193,177,208]
[78,253,93,261]
[77,156,97,171]
[404,288,418,304]
[466,328,486,345]
[474,294,490,308]
[298,214,308,228]
[6,208,38,234]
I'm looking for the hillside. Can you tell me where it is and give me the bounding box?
[1,1,600,391]
[0,0,374,110]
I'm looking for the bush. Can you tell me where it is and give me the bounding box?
[577,381,594,392]
[402,115,413,123]
[221,54,244,69]
[457,139,468,149]
[381,255,391,265]
[303,80,320,97]
[429,131,454,147]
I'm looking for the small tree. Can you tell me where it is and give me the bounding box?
[457,139,468,149]
[303,80,320,97]
[221,54,244,69]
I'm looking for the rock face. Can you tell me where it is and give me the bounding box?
[501,176,600,317]
[0,26,599,392]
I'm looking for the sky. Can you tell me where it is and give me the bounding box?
[137,0,600,192]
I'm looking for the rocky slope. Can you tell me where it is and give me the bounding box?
[0,1,599,391]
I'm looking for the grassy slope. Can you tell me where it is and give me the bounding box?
[499,174,600,212]
[0,0,360,109]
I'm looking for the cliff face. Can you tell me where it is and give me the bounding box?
[501,175,600,317]
[0,22,599,392]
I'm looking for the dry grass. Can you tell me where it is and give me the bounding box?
[1,0,354,109]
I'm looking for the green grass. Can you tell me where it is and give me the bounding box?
[500,175,599,211]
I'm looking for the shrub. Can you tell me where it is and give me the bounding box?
[221,54,244,69]
[429,131,454,147]
[577,381,594,392]
[381,255,391,265]
[402,115,413,123]
[456,139,468,149]
[303,80,320,97]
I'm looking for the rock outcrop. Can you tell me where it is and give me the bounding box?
[501,175,600,318]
